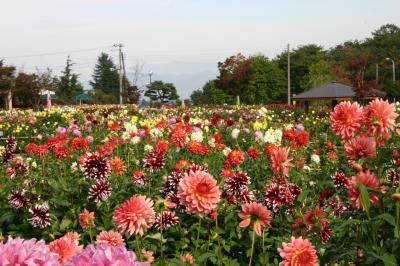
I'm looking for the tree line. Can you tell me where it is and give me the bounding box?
[190,24,400,105]
[0,52,181,109]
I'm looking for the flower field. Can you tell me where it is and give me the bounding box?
[1,100,400,265]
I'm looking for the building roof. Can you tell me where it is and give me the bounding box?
[293,82,386,100]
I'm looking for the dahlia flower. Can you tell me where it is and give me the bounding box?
[239,202,272,236]
[344,135,376,159]
[81,153,110,180]
[141,249,154,263]
[88,178,112,202]
[79,209,95,229]
[154,211,179,230]
[227,149,245,166]
[178,170,221,216]
[331,172,349,189]
[271,146,293,177]
[0,236,60,266]
[113,195,155,236]
[96,230,125,247]
[347,171,384,210]
[330,101,364,139]
[48,233,83,264]
[364,98,398,135]
[64,244,149,266]
[278,237,318,266]
[143,150,165,172]
[29,203,51,228]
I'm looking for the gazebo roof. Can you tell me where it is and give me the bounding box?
[293,82,386,101]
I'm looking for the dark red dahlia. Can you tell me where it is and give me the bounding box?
[9,190,28,209]
[143,150,165,172]
[331,172,349,189]
[224,171,251,196]
[2,136,17,163]
[161,170,183,197]
[154,211,179,230]
[131,170,147,186]
[387,169,400,187]
[88,179,112,202]
[82,153,111,179]
[29,203,51,228]
[264,180,301,213]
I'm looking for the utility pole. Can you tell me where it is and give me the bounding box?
[287,43,291,105]
[121,51,127,103]
[376,63,379,82]
[113,43,123,105]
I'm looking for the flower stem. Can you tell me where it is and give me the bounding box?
[216,215,222,266]
[195,217,202,254]
[249,229,256,266]
[160,214,164,262]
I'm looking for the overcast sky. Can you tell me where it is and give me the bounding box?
[1,0,400,98]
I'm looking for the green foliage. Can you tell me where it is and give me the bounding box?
[144,80,179,104]
[300,60,338,89]
[90,52,120,103]
[243,54,286,103]
[56,56,83,104]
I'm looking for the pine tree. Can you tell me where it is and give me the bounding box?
[56,56,83,104]
[90,53,119,103]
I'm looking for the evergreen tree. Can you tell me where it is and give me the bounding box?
[90,53,119,103]
[144,80,179,104]
[56,56,83,104]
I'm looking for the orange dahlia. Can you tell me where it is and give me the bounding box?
[113,195,155,236]
[96,230,125,247]
[271,146,293,177]
[227,149,245,166]
[347,171,384,210]
[178,170,221,216]
[48,233,82,264]
[239,202,272,236]
[278,237,318,266]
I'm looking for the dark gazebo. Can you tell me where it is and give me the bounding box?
[293,82,386,111]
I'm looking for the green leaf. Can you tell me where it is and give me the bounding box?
[359,183,371,213]
[197,252,216,263]
[59,217,72,230]
[374,213,396,227]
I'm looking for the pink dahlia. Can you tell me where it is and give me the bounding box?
[48,233,83,264]
[178,170,221,216]
[0,236,60,266]
[347,171,384,210]
[344,135,376,159]
[364,98,398,135]
[113,195,155,236]
[330,101,364,139]
[271,147,294,177]
[239,202,272,236]
[96,230,125,247]
[64,244,149,266]
[278,237,318,266]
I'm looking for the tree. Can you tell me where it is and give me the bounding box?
[243,55,286,103]
[215,53,252,102]
[275,44,326,94]
[90,53,119,103]
[0,60,16,110]
[190,80,217,105]
[56,56,83,104]
[144,80,179,104]
[300,60,338,89]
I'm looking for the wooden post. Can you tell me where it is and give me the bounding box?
[6,90,12,111]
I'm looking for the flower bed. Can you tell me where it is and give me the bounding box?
[0,100,400,265]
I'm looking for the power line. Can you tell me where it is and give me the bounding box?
[2,45,113,59]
